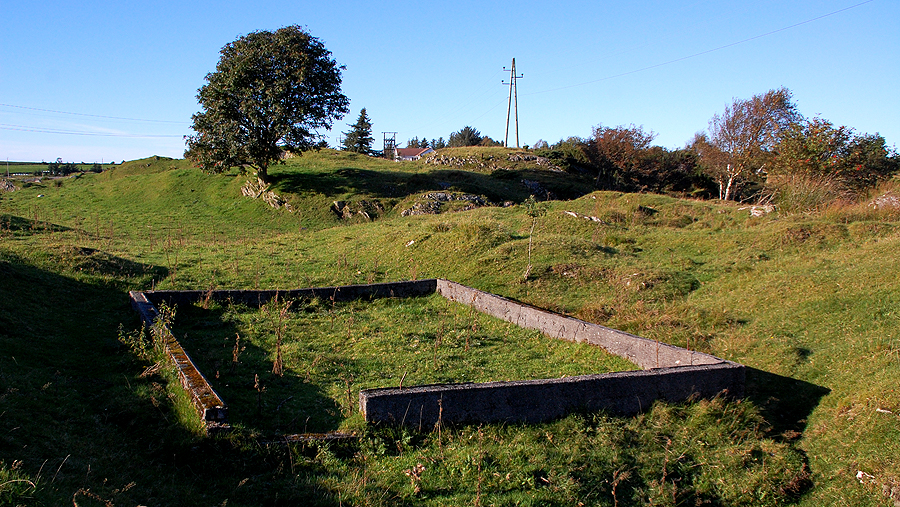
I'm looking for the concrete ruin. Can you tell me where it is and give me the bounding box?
[129,279,744,432]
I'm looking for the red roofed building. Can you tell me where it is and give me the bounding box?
[395,147,434,161]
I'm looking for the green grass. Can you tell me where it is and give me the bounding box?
[172,293,637,435]
[0,148,897,505]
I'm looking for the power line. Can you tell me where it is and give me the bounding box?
[526,0,877,96]
[0,123,184,138]
[403,0,876,144]
[0,102,190,124]
[403,74,507,138]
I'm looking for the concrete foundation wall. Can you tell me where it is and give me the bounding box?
[129,280,438,433]
[141,279,438,309]
[130,279,746,431]
[436,279,721,369]
[129,290,227,429]
[361,363,745,428]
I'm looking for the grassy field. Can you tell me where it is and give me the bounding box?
[172,294,637,436]
[0,149,898,505]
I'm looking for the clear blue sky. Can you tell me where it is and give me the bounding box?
[1,0,897,163]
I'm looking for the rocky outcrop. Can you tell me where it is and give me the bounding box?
[423,152,563,172]
[332,200,385,220]
[241,180,292,211]
[869,191,900,210]
[401,192,491,216]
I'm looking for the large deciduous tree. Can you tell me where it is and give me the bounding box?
[185,26,349,186]
[341,108,374,154]
[700,87,799,200]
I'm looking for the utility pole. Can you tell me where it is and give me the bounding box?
[503,58,523,148]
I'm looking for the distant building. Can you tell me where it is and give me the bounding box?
[395,147,434,161]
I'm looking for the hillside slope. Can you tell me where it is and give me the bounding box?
[0,149,897,505]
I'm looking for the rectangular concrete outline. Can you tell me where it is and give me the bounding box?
[129,279,744,431]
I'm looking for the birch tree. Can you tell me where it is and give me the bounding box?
[703,88,799,200]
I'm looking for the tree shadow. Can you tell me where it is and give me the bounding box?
[269,165,594,204]
[744,367,831,439]
[0,213,71,236]
[0,252,347,506]
[171,303,349,435]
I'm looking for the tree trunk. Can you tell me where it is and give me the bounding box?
[255,166,270,188]
[723,175,735,201]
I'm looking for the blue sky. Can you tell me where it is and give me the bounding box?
[1,0,897,163]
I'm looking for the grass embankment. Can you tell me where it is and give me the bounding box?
[0,149,897,505]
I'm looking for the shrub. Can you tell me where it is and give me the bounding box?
[768,117,900,211]
[767,173,844,214]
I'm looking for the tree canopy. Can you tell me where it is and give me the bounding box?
[589,124,656,188]
[185,26,349,185]
[699,87,799,200]
[341,108,374,154]
[448,126,483,147]
[768,116,899,200]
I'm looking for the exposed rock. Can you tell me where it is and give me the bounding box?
[241,180,292,211]
[563,210,608,224]
[423,152,563,172]
[869,191,900,210]
[332,199,384,220]
[401,192,491,216]
[750,204,776,216]
[0,180,18,193]
[521,179,556,199]
[401,200,444,217]
[424,154,488,168]
[421,192,487,205]
[507,153,564,171]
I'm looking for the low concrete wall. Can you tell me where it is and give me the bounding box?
[129,291,228,431]
[141,279,438,309]
[435,279,721,369]
[361,363,745,428]
[128,280,438,434]
[363,279,744,426]
[130,279,746,431]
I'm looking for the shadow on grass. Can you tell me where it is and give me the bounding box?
[0,251,346,506]
[172,303,348,435]
[269,166,594,204]
[744,367,831,439]
[0,213,71,236]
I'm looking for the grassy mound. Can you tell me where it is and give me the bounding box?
[0,147,897,505]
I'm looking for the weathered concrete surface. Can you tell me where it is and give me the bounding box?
[361,363,745,427]
[129,290,228,432]
[128,280,437,433]
[142,279,438,308]
[436,279,721,369]
[162,331,228,424]
[129,290,159,327]
[131,279,746,430]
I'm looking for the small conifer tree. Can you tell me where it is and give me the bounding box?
[342,108,374,154]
